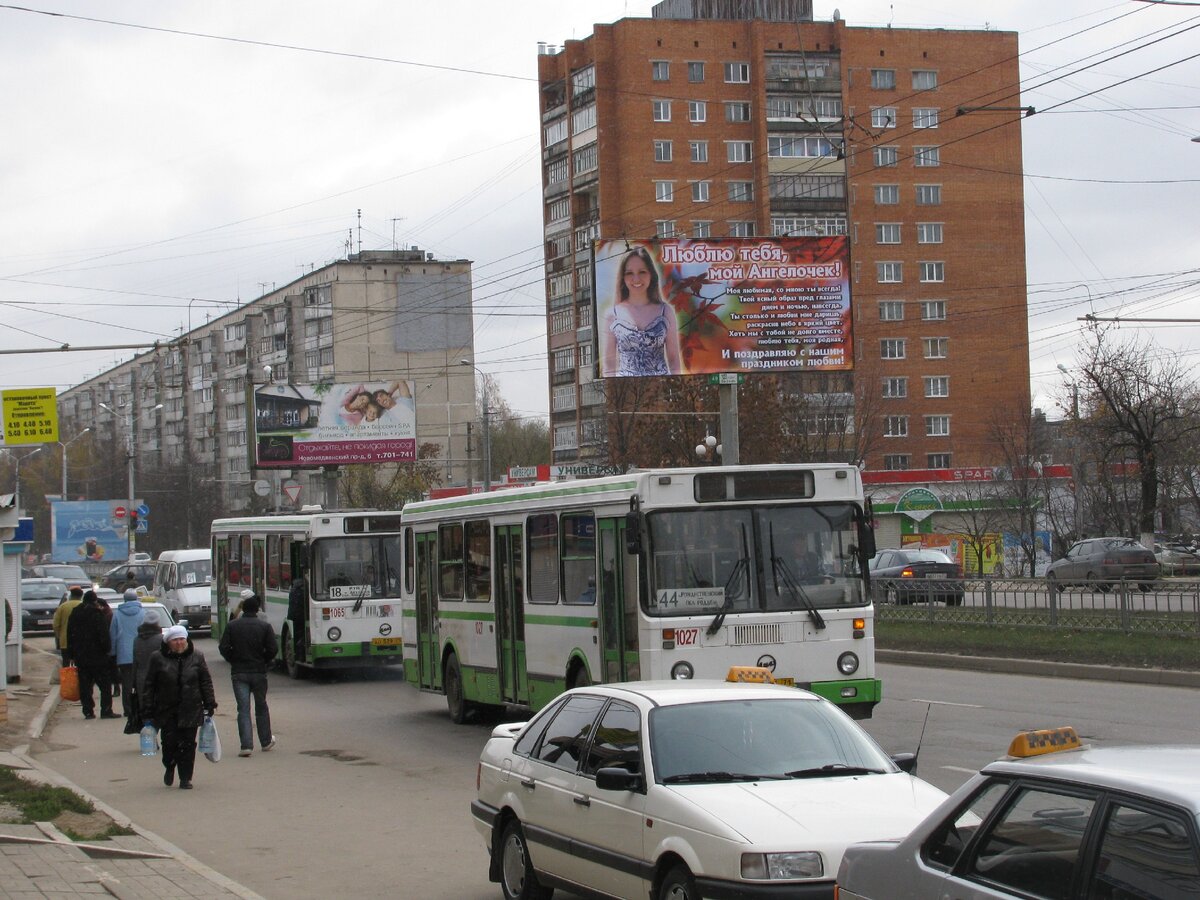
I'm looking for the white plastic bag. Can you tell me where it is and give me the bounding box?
[199,715,222,762]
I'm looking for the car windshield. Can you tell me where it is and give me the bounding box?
[177,559,211,586]
[42,565,88,581]
[649,697,895,783]
[22,582,65,600]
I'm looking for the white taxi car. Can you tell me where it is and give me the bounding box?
[836,726,1200,899]
[472,669,946,900]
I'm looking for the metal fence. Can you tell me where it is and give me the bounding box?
[873,577,1200,637]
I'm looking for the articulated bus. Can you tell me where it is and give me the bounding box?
[399,464,880,722]
[210,511,404,676]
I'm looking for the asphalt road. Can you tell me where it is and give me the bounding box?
[30,636,1200,899]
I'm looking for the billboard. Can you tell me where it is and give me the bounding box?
[594,237,851,378]
[51,500,131,563]
[252,380,416,469]
[1,387,58,446]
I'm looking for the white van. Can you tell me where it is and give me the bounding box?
[153,549,212,632]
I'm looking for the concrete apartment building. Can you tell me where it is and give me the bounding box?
[56,249,478,515]
[538,0,1030,470]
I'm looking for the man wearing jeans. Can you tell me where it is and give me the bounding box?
[218,589,278,756]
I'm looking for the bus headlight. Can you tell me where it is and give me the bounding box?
[670,661,694,680]
[837,652,859,675]
[327,627,342,642]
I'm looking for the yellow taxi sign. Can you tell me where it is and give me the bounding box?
[1008,726,1081,758]
[726,666,776,684]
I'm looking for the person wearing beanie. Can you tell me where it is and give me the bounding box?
[218,589,278,757]
[142,623,217,790]
[66,590,116,719]
[110,589,145,729]
[53,586,85,666]
[129,608,163,734]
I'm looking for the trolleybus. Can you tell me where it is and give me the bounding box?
[211,510,404,676]
[399,464,880,722]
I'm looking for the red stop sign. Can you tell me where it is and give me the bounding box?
[113,506,127,519]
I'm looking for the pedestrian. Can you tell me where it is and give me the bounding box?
[53,587,84,666]
[218,589,277,757]
[93,591,122,698]
[117,568,141,593]
[109,589,145,731]
[66,590,117,719]
[142,624,217,790]
[287,570,307,664]
[129,608,163,734]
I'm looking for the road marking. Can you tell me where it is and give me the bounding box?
[906,698,983,708]
[943,765,977,774]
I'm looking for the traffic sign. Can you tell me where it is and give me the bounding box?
[113,506,126,519]
[137,503,149,518]
[708,373,745,385]
[135,518,148,534]
[283,481,302,504]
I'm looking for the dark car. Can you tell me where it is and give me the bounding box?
[1045,537,1160,592]
[99,562,156,591]
[869,548,965,606]
[20,578,69,634]
[30,564,92,594]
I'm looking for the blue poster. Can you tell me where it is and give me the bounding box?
[51,500,129,563]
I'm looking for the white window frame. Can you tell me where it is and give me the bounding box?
[882,377,908,398]
[921,300,947,321]
[871,106,896,129]
[919,261,945,283]
[725,101,751,122]
[871,68,896,90]
[925,415,951,437]
[873,146,899,167]
[917,223,944,244]
[924,376,950,398]
[724,61,750,83]
[655,220,677,238]
[688,100,706,123]
[654,140,673,162]
[884,454,911,471]
[924,337,949,359]
[913,107,940,129]
[876,223,901,244]
[877,261,903,283]
[912,70,938,90]
[654,180,675,203]
[690,140,708,163]
[880,338,906,359]
[728,220,755,237]
[691,180,710,202]
[884,416,909,438]
[878,300,904,320]
[914,145,941,167]
[652,60,670,81]
[692,221,712,238]
[688,61,705,83]
[916,184,942,205]
[927,453,951,468]
[653,99,672,122]
[728,181,754,203]
[726,141,753,163]
[874,184,899,205]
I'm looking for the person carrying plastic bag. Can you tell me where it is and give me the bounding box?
[141,625,217,790]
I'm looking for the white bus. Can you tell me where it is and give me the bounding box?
[399,464,880,722]
[211,510,404,677]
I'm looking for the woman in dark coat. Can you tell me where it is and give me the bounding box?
[142,624,217,790]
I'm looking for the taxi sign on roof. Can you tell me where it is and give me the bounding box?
[726,666,776,684]
[1008,726,1081,758]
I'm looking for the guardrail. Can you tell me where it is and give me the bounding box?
[873,576,1200,637]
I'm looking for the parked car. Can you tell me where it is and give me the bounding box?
[29,564,92,595]
[837,727,1200,899]
[98,562,156,591]
[1156,543,1200,576]
[868,548,965,606]
[19,578,69,635]
[473,673,947,900]
[1045,537,1160,592]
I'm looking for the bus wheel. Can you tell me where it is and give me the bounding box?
[567,665,590,690]
[445,654,472,724]
[283,627,308,680]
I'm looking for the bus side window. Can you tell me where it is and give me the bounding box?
[562,512,596,606]
[439,523,464,599]
[527,513,560,604]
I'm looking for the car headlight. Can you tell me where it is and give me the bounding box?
[670,661,694,680]
[741,851,823,880]
[837,651,859,675]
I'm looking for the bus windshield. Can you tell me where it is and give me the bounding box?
[646,503,866,616]
[312,535,403,601]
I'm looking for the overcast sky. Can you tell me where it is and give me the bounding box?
[1,1,1197,427]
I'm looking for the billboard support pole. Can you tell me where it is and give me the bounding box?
[719,383,739,465]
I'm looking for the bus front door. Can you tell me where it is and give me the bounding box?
[494,524,528,705]
[415,531,441,691]
[598,517,640,682]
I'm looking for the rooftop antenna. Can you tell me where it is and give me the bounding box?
[391,217,405,251]
[356,208,362,255]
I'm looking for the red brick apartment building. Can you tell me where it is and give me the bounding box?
[538,0,1030,471]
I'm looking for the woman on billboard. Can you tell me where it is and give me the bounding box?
[601,245,682,377]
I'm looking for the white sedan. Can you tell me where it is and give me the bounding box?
[472,672,946,900]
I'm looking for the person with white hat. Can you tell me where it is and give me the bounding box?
[219,588,278,757]
[141,623,217,790]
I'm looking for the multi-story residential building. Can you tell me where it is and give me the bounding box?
[56,249,478,524]
[538,0,1030,470]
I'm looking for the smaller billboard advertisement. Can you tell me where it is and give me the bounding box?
[1,387,59,446]
[51,500,131,563]
[252,380,416,469]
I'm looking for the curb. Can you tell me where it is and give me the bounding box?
[877,650,1200,688]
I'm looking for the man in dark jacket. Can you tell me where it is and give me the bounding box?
[143,624,217,790]
[66,590,117,719]
[218,590,278,757]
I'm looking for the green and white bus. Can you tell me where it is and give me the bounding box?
[211,511,404,676]
[399,464,880,722]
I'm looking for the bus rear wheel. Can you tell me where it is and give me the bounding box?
[445,654,476,724]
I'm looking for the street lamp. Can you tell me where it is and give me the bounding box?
[58,428,91,500]
[99,401,163,554]
[459,359,492,492]
[695,432,721,464]
[10,447,42,514]
[1057,364,1083,539]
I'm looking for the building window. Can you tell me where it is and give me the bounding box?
[924,337,949,359]
[726,141,753,163]
[925,376,950,398]
[692,221,712,238]
[870,68,896,90]
[926,415,950,437]
[725,101,751,122]
[654,180,675,202]
[572,104,596,134]
[874,184,899,205]
[724,61,750,83]
[729,221,756,237]
[879,300,904,321]
[913,107,940,129]
[572,144,597,175]
[803,413,850,434]
[578,342,593,369]
[552,384,577,412]
[653,99,671,122]
[688,61,705,82]
[877,262,903,283]
[873,146,898,167]
[766,95,841,119]
[572,66,595,96]
[688,100,706,122]
[916,184,942,205]
[690,140,708,163]
[770,175,845,201]
[914,145,941,167]
[547,197,569,223]
[881,338,906,359]
[654,140,673,162]
[652,60,670,81]
[884,416,909,437]
[917,223,944,244]
[547,156,569,185]
[728,181,754,202]
[921,300,947,320]
[553,348,574,373]
[927,452,951,468]
[691,180,710,202]
[544,118,567,146]
[884,454,911,470]
[876,223,901,244]
[883,377,908,398]
[767,135,835,158]
[912,70,938,90]
[550,309,574,335]
[553,424,578,450]
[655,220,677,238]
[871,106,896,129]
[919,261,945,283]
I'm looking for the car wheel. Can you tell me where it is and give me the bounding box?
[659,865,699,900]
[946,593,964,607]
[499,819,553,900]
[445,654,474,724]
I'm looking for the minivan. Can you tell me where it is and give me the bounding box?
[153,549,213,632]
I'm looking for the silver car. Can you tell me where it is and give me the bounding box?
[1044,537,1160,592]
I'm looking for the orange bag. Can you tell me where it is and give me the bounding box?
[59,666,80,702]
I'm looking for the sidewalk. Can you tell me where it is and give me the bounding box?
[1,645,263,900]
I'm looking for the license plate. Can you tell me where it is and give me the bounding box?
[37,618,53,625]
[926,573,946,580]
[372,637,401,647]
[773,676,795,686]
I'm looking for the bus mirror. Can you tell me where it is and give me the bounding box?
[625,510,642,554]
[860,500,877,558]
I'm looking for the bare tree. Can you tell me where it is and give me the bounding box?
[342,443,445,508]
[939,476,1013,576]
[989,406,1051,576]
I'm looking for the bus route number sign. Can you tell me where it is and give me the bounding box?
[328,584,371,601]
[655,587,726,610]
